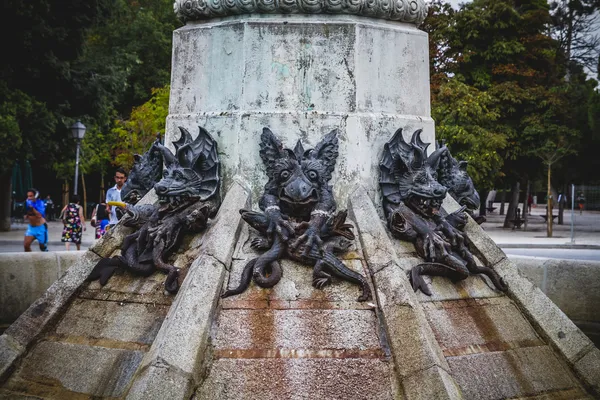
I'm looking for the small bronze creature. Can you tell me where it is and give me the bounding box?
[120,134,164,204]
[88,126,221,293]
[436,141,485,224]
[222,128,371,302]
[379,128,506,296]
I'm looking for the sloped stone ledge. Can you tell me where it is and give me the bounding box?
[125,182,250,400]
[0,250,101,382]
[348,186,462,399]
[441,195,600,396]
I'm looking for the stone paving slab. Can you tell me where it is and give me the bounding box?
[447,346,582,400]
[413,274,503,303]
[214,309,380,351]
[53,298,168,346]
[80,270,174,306]
[6,341,144,398]
[194,358,397,400]
[422,297,544,357]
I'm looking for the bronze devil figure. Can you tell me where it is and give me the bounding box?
[435,141,485,224]
[379,128,506,296]
[120,134,164,204]
[88,126,221,293]
[222,128,371,301]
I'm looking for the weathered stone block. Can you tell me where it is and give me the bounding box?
[194,358,397,400]
[402,365,462,400]
[214,309,380,351]
[414,274,503,302]
[380,303,449,378]
[447,346,582,400]
[14,341,143,398]
[0,335,24,382]
[139,254,226,375]
[126,363,193,400]
[494,258,595,364]
[422,297,543,356]
[55,299,169,345]
[200,183,250,266]
[573,347,600,396]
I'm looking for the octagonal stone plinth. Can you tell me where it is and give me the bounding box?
[167,14,433,201]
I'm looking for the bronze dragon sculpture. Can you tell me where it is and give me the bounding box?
[120,134,164,205]
[88,126,221,293]
[222,128,371,302]
[379,128,507,296]
[436,140,485,224]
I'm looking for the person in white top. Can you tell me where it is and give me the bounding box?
[105,167,127,227]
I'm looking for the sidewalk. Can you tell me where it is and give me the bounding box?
[482,204,600,249]
[0,206,599,252]
[0,220,96,253]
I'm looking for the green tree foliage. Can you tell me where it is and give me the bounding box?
[111,85,170,170]
[426,0,600,192]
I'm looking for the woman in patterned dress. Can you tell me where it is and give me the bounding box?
[60,195,86,250]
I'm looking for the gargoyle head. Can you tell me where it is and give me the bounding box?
[436,141,481,211]
[380,128,447,217]
[260,127,338,213]
[121,135,163,204]
[154,126,220,208]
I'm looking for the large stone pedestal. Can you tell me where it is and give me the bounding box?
[167,14,432,200]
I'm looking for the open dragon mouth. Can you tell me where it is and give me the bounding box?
[407,196,443,217]
[122,190,141,204]
[459,196,479,210]
[279,188,319,206]
[158,193,197,211]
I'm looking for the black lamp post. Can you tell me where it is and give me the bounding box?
[70,120,86,195]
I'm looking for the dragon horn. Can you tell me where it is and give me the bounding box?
[427,147,446,169]
[156,143,176,166]
[410,130,426,169]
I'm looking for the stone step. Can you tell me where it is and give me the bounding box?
[447,346,590,400]
[214,309,382,354]
[3,341,144,398]
[194,358,398,400]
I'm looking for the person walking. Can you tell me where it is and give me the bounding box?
[577,192,585,215]
[60,194,86,250]
[91,202,110,239]
[44,194,54,221]
[106,167,127,229]
[24,188,48,252]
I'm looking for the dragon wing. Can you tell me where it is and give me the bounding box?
[259,128,287,179]
[175,126,220,201]
[311,129,339,182]
[379,128,412,203]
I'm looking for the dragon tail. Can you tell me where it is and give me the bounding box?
[221,258,257,298]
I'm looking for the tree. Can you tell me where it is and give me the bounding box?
[550,0,600,74]
[111,85,170,170]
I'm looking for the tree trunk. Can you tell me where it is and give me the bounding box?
[82,173,88,218]
[499,188,507,215]
[523,180,530,231]
[547,163,553,237]
[0,171,12,231]
[503,181,520,228]
[100,172,105,203]
[479,189,489,218]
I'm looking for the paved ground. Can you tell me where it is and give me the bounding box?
[0,204,599,253]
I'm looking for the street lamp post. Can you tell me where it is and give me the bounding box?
[70,121,86,195]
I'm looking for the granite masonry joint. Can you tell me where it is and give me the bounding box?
[44,334,152,352]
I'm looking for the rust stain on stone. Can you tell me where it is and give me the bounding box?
[214,348,386,359]
[221,299,374,310]
[3,376,90,400]
[442,340,544,357]
[45,334,151,352]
